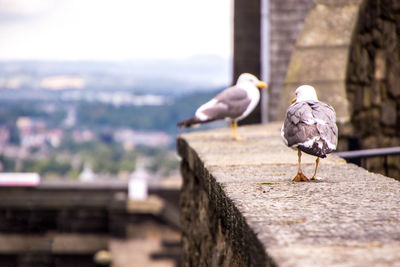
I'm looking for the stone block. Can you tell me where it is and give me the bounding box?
[380,100,397,126]
[374,50,387,80]
[387,155,400,168]
[388,168,400,180]
[297,4,360,47]
[382,126,397,136]
[352,113,367,138]
[371,82,382,106]
[355,108,381,137]
[314,0,363,6]
[363,85,371,108]
[380,20,397,47]
[270,0,313,11]
[354,46,372,83]
[393,0,400,11]
[365,157,386,175]
[352,86,364,113]
[388,62,400,98]
[361,135,379,149]
[285,47,349,84]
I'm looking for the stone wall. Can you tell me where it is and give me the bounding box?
[0,182,181,267]
[178,139,270,266]
[346,0,400,178]
[268,0,313,121]
[177,123,400,266]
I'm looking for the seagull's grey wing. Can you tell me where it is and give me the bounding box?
[310,101,338,150]
[283,102,319,147]
[214,86,248,102]
[200,86,250,120]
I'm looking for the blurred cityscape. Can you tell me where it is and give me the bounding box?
[0,59,229,182]
[0,0,233,265]
[0,58,230,267]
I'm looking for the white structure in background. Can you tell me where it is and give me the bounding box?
[0,173,40,187]
[128,167,149,201]
[63,107,76,128]
[79,164,96,182]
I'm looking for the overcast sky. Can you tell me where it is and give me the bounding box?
[0,0,232,61]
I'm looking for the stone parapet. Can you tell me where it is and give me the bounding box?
[178,123,400,266]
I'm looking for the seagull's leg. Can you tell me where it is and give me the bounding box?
[311,157,320,180]
[232,121,244,141]
[229,121,235,138]
[293,149,309,182]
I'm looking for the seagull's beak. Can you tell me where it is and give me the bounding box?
[291,98,296,104]
[257,81,268,89]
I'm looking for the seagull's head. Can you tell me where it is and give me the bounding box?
[237,73,268,89]
[292,85,318,103]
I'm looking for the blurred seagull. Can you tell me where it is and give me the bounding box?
[177,73,268,140]
[281,85,338,181]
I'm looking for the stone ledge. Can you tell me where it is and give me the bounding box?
[177,122,400,266]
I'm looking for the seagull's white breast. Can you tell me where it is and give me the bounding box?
[236,84,260,121]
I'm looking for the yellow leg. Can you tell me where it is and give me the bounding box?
[297,149,301,170]
[231,121,244,141]
[311,157,320,180]
[293,149,309,182]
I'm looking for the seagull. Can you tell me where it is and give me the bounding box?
[177,73,268,140]
[281,85,338,181]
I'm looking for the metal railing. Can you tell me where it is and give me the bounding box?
[335,146,400,177]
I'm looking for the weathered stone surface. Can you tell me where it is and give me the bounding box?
[388,62,400,98]
[347,0,400,180]
[314,0,363,5]
[279,0,361,127]
[278,81,349,121]
[380,100,397,126]
[178,123,400,266]
[285,47,349,83]
[374,50,387,80]
[267,0,314,121]
[282,0,400,178]
[371,82,382,106]
[297,4,360,47]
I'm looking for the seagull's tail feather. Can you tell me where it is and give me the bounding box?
[177,116,212,128]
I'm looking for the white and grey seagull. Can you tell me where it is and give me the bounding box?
[177,73,268,140]
[281,85,338,181]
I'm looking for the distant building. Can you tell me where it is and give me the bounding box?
[16,117,64,148]
[79,164,96,182]
[40,75,85,90]
[0,127,10,145]
[46,128,64,148]
[72,129,95,143]
[114,129,171,149]
[128,168,149,201]
[63,107,76,128]
[0,172,40,187]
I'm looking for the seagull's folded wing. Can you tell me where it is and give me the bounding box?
[211,86,251,120]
